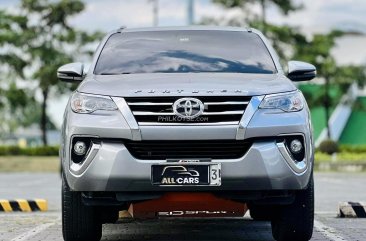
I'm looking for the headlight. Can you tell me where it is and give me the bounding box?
[70,92,118,113]
[259,91,304,112]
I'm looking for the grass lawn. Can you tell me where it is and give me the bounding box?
[315,152,366,163]
[0,154,365,172]
[0,156,59,172]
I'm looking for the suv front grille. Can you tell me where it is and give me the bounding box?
[125,96,251,125]
[124,140,252,160]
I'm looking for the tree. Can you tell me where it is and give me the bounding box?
[203,0,303,60]
[1,0,102,145]
[292,30,366,138]
[213,0,300,32]
[0,10,28,76]
[0,11,32,137]
[0,83,46,136]
[207,0,366,140]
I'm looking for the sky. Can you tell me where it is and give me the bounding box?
[3,0,366,33]
[1,0,366,127]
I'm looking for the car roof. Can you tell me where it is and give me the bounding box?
[118,25,256,34]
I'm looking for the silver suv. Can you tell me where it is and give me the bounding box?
[58,26,316,241]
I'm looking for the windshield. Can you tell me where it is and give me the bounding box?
[94,30,277,75]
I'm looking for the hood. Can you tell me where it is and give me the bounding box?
[78,73,296,97]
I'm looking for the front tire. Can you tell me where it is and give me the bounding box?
[271,175,314,241]
[62,178,102,241]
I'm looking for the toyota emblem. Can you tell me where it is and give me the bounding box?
[173,98,204,119]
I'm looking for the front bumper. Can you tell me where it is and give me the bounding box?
[61,95,313,193]
[65,139,312,192]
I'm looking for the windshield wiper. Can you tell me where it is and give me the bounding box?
[99,72,131,75]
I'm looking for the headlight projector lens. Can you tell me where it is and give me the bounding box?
[74,141,87,156]
[290,139,303,154]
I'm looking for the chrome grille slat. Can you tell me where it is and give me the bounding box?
[202,111,244,115]
[127,102,172,106]
[205,101,249,105]
[133,112,175,116]
[125,96,251,125]
[132,110,244,116]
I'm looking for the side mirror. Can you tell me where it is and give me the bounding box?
[57,62,85,82]
[287,61,316,81]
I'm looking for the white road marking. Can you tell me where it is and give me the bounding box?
[314,219,348,241]
[10,223,54,241]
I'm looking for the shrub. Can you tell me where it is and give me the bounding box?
[318,139,339,154]
[0,146,59,156]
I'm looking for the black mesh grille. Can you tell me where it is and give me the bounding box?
[124,140,252,160]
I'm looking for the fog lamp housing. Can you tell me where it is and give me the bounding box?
[71,137,93,163]
[277,135,305,163]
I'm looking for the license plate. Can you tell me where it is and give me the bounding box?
[151,164,221,186]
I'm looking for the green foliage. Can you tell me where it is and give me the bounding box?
[0,82,44,134]
[271,0,301,14]
[205,0,304,60]
[208,0,366,139]
[299,84,344,108]
[213,0,300,15]
[0,146,59,156]
[255,22,304,61]
[318,139,339,154]
[0,11,28,76]
[0,0,103,145]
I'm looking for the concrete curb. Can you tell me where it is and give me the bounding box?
[0,199,47,212]
[315,163,366,172]
[339,202,366,218]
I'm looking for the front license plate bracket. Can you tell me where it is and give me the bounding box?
[151,163,221,186]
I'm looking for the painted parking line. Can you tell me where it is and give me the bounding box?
[314,219,348,241]
[10,223,54,241]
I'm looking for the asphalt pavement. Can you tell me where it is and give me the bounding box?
[0,172,365,241]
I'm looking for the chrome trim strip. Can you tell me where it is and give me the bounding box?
[205,101,249,105]
[203,111,244,115]
[138,121,239,126]
[277,142,307,174]
[70,142,101,175]
[133,112,175,116]
[112,97,142,141]
[128,102,172,106]
[128,101,248,106]
[236,96,264,140]
[133,111,244,116]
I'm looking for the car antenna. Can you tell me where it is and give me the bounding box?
[117,26,127,33]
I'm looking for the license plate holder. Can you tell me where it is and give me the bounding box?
[151,163,221,186]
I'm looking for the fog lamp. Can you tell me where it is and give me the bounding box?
[74,141,87,156]
[290,139,303,154]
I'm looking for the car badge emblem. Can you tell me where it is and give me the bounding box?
[173,98,204,119]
